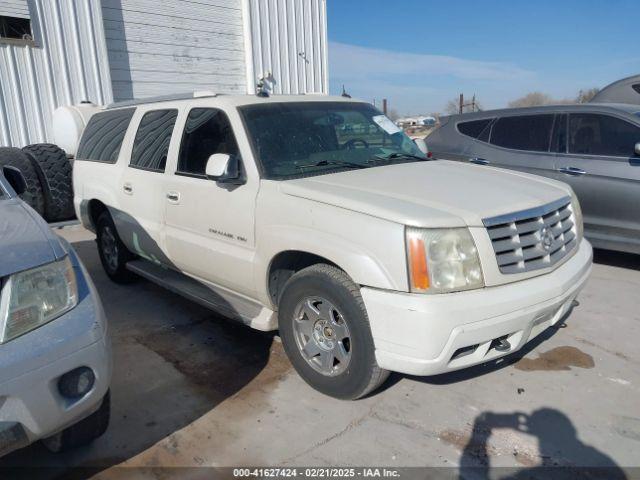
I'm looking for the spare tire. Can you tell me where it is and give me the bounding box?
[0,147,45,216]
[22,143,75,222]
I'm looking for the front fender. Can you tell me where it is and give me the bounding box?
[254,217,408,307]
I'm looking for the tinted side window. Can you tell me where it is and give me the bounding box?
[457,119,493,141]
[550,114,568,153]
[77,108,135,163]
[130,109,178,172]
[490,114,554,152]
[178,108,239,175]
[569,113,640,157]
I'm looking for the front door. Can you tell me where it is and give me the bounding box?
[554,112,640,250]
[162,107,259,298]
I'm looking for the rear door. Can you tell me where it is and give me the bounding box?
[554,112,640,250]
[117,108,179,265]
[485,114,556,177]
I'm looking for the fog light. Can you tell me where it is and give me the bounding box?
[58,367,95,399]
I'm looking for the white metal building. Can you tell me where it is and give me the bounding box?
[0,0,328,147]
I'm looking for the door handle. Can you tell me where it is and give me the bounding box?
[123,183,133,194]
[166,191,180,203]
[556,166,586,176]
[469,157,489,165]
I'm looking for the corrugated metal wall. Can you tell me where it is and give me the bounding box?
[0,0,329,147]
[0,0,113,147]
[244,0,328,94]
[102,0,247,101]
[0,0,30,18]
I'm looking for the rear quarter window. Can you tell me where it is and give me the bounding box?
[457,118,493,141]
[77,108,135,163]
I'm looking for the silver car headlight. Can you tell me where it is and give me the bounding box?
[570,195,584,242]
[0,256,78,344]
[406,227,485,294]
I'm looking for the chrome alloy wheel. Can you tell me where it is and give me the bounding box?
[101,225,119,272]
[292,296,352,376]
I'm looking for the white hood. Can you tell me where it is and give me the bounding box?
[280,160,571,228]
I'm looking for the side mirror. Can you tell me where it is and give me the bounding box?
[2,165,27,195]
[413,138,429,155]
[205,153,244,185]
[635,142,640,156]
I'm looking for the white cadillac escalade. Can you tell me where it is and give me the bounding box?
[72,93,592,399]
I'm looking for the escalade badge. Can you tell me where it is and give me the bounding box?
[540,227,554,251]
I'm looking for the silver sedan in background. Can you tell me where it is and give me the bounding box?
[426,103,640,255]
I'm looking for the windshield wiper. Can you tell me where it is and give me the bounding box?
[374,152,429,163]
[296,160,368,171]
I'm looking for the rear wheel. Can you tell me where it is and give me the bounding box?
[96,211,137,283]
[42,391,110,453]
[0,147,45,216]
[278,264,389,399]
[22,143,74,222]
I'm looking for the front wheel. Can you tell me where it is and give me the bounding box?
[278,264,389,399]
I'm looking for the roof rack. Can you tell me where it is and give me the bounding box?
[105,91,219,109]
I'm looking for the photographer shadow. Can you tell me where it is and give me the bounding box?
[458,408,626,479]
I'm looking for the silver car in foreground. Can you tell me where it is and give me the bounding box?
[426,103,640,254]
[0,166,111,457]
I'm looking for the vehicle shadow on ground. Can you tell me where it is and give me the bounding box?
[0,239,281,479]
[592,248,640,271]
[456,408,627,479]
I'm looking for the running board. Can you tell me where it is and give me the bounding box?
[126,259,277,331]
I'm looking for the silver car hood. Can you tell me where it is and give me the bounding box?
[0,198,66,277]
[281,160,572,228]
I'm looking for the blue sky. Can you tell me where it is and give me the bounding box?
[327,0,640,115]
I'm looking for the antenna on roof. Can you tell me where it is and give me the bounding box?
[341,85,351,98]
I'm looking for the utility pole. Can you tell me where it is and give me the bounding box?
[459,93,479,114]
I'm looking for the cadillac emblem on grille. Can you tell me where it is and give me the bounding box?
[483,197,577,274]
[540,226,554,251]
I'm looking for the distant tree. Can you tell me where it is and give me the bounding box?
[576,88,600,103]
[508,92,554,108]
[508,88,600,109]
[444,95,482,115]
[444,99,460,115]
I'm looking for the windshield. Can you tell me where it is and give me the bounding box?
[240,102,427,179]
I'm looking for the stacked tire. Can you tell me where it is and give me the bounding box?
[0,143,74,222]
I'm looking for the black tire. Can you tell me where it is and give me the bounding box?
[42,391,110,453]
[0,147,45,216]
[22,143,75,222]
[278,264,389,400]
[96,211,137,283]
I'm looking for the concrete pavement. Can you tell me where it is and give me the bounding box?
[2,226,638,477]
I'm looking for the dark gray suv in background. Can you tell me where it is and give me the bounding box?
[427,103,640,254]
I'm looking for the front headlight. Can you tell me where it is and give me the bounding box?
[406,227,485,294]
[0,256,78,344]
[570,195,584,242]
